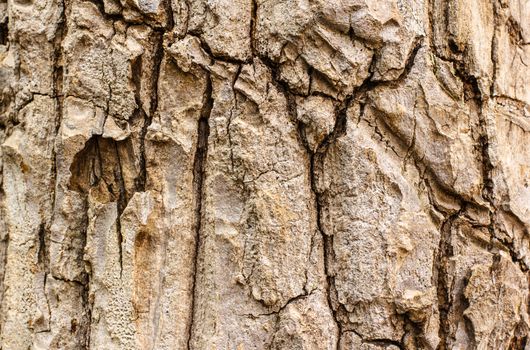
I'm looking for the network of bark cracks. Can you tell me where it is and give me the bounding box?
[1,0,529,348]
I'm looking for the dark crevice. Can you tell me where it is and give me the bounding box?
[490,1,499,97]
[492,235,529,272]
[113,141,127,276]
[83,0,131,25]
[130,55,144,113]
[285,34,424,350]
[343,329,404,350]
[40,272,52,334]
[83,0,169,31]
[508,321,528,350]
[0,222,8,321]
[68,135,135,275]
[161,0,174,30]
[401,314,429,350]
[37,223,48,269]
[80,195,91,350]
[435,205,464,350]
[447,37,462,55]
[130,49,147,192]
[49,14,65,257]
[472,66,528,271]
[37,219,51,322]
[291,89,345,349]
[136,32,163,192]
[506,16,526,46]
[242,288,318,320]
[356,37,423,94]
[366,338,404,349]
[134,107,150,192]
[227,65,243,172]
[57,2,93,346]
[249,0,257,55]
[462,292,477,350]
[0,16,7,46]
[187,72,213,350]
[194,34,252,65]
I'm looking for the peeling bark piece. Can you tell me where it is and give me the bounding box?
[255,0,424,97]
[85,197,135,349]
[340,331,401,349]
[318,105,440,343]
[121,0,169,28]
[33,277,90,349]
[483,98,530,270]
[366,48,483,202]
[1,96,58,348]
[271,291,338,349]
[464,255,528,349]
[187,0,252,61]
[487,99,530,226]
[295,95,336,152]
[255,0,373,99]
[464,254,529,350]
[189,58,328,348]
[432,0,494,92]
[439,217,493,350]
[492,0,530,104]
[64,2,158,122]
[139,45,208,348]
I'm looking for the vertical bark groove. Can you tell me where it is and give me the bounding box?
[187,73,213,349]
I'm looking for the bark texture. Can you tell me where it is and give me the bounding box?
[0,0,529,349]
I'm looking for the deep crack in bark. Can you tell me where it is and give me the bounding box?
[187,72,213,350]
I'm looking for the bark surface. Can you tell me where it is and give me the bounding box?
[0,0,529,349]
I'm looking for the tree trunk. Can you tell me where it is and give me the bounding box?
[0,0,529,349]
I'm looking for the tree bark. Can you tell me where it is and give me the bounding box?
[0,0,529,349]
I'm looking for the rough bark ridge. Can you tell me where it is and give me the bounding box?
[0,0,529,349]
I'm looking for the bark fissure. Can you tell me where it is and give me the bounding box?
[227,64,242,173]
[114,141,126,276]
[187,72,213,349]
[436,206,464,350]
[293,91,348,349]
[136,33,164,192]
[37,223,48,269]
